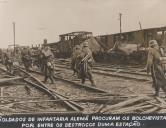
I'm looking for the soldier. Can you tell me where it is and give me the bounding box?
[78,42,96,86]
[43,55,54,84]
[71,45,82,76]
[37,46,44,72]
[21,47,32,71]
[146,40,166,97]
[4,51,13,73]
[1,50,5,64]
[0,49,2,63]
[41,45,51,72]
[42,46,54,84]
[159,46,166,72]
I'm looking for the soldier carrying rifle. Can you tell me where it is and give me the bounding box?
[4,51,13,73]
[146,40,166,97]
[71,45,82,76]
[78,42,96,86]
[42,45,55,84]
[21,47,32,71]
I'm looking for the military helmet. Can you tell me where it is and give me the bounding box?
[149,40,158,47]
[83,41,89,47]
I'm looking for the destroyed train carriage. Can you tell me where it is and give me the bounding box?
[47,27,166,64]
[47,31,103,58]
[96,26,166,64]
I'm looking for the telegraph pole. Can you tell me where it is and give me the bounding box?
[13,22,16,56]
[139,21,142,30]
[119,13,122,34]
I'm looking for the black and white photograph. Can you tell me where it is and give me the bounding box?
[0,0,166,127]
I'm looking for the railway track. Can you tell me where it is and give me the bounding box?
[18,66,109,93]
[1,63,131,114]
[28,65,166,113]
[47,61,158,98]
[0,65,85,115]
[18,66,165,114]
[19,68,84,112]
[14,65,132,114]
[56,59,145,70]
[53,61,151,82]
[1,63,166,114]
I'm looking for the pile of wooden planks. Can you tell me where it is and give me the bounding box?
[98,95,166,114]
[0,77,23,84]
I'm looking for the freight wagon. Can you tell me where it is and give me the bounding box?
[96,26,166,64]
[47,26,166,64]
[48,31,93,58]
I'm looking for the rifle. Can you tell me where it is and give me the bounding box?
[81,53,90,63]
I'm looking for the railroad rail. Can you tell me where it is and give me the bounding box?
[53,62,151,82]
[0,65,84,114]
[23,64,166,114]
[1,63,166,114]
[17,67,85,112]
[18,66,110,94]
[14,66,128,113]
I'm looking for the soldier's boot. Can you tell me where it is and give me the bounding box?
[25,65,29,72]
[9,66,12,73]
[89,73,96,86]
[72,70,76,76]
[154,92,159,97]
[50,77,54,84]
[92,81,96,86]
[90,79,96,86]
[82,78,85,84]
[43,80,47,83]
[161,86,166,98]
[6,66,9,71]
[43,76,48,83]
[154,87,159,97]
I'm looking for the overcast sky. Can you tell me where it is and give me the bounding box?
[0,0,166,48]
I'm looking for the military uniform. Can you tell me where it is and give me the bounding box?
[4,52,13,73]
[21,48,32,71]
[147,40,166,97]
[78,42,96,86]
[71,45,82,76]
[41,46,53,72]
[37,48,45,72]
[43,56,54,84]
[42,46,54,84]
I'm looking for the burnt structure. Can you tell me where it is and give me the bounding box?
[47,26,166,64]
[48,31,92,58]
[96,26,166,64]
[97,26,166,50]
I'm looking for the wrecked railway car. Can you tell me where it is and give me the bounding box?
[97,26,166,50]
[47,31,103,58]
[96,26,166,64]
[47,26,166,64]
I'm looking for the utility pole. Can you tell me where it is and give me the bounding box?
[138,21,146,49]
[119,13,122,34]
[13,22,16,56]
[139,21,142,30]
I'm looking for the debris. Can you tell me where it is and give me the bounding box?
[101,96,150,113]
[0,77,23,84]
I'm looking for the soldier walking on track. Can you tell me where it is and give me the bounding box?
[37,47,43,72]
[4,51,13,73]
[42,45,55,84]
[21,47,32,71]
[43,55,54,84]
[78,42,96,86]
[71,45,82,76]
[146,40,166,97]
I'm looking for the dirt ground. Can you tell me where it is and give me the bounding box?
[53,64,162,97]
